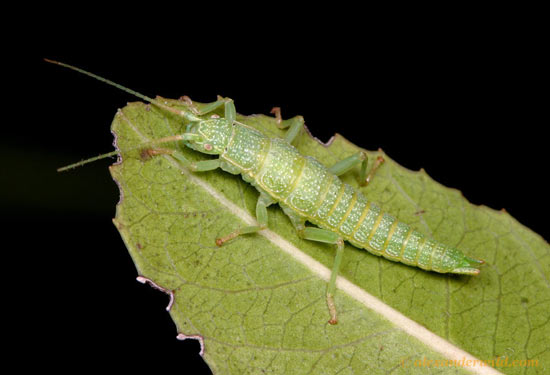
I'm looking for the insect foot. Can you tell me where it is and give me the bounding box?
[361,155,385,187]
[215,233,237,247]
[327,294,338,325]
[140,148,173,161]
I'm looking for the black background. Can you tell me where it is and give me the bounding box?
[9,20,547,373]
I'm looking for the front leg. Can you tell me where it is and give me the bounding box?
[185,96,236,125]
[142,148,220,172]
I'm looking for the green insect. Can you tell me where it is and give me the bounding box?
[47,59,484,325]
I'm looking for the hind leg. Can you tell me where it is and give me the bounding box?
[280,205,344,324]
[300,227,345,325]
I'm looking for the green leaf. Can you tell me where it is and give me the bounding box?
[109,99,549,375]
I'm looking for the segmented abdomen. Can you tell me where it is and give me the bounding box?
[311,178,457,273]
[223,126,474,274]
[275,152,462,273]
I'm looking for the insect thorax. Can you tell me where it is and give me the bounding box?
[222,124,271,172]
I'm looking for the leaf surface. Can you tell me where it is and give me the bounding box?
[109,99,549,374]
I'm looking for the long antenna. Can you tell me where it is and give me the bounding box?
[56,133,201,172]
[44,59,198,120]
[45,59,204,172]
[57,150,120,172]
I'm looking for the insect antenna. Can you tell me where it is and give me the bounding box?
[44,59,198,120]
[57,134,200,172]
[45,59,204,172]
[57,150,120,172]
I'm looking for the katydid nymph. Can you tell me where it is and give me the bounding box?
[46,59,484,325]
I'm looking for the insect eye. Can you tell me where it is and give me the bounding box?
[204,143,213,151]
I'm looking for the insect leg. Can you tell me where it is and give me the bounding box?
[215,194,275,246]
[329,151,367,176]
[143,148,221,172]
[270,107,284,128]
[283,117,305,144]
[187,96,236,124]
[171,152,221,172]
[328,151,385,187]
[279,204,343,323]
[299,227,344,325]
[270,107,305,144]
[362,154,385,187]
[279,204,306,231]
